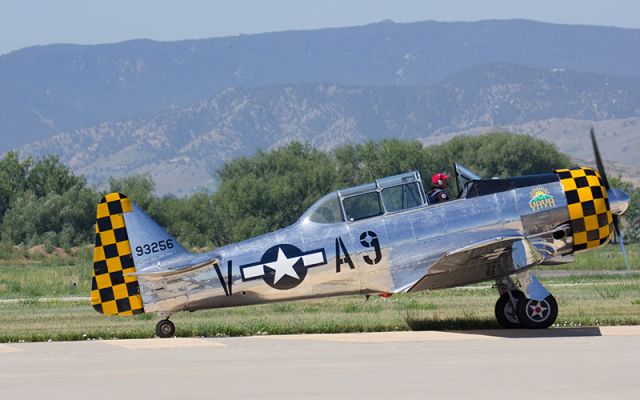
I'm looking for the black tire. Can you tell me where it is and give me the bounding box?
[495,291,525,329]
[516,295,558,329]
[156,319,175,338]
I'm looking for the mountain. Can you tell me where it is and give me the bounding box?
[20,63,640,194]
[2,19,640,151]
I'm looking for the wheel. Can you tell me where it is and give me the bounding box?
[495,291,525,329]
[155,319,175,338]
[516,295,558,329]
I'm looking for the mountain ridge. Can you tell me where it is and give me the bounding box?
[19,63,640,194]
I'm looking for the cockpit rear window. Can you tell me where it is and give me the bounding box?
[308,193,343,224]
[343,192,383,221]
[381,182,423,212]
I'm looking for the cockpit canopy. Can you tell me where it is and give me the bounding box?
[302,171,426,224]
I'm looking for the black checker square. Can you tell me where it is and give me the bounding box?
[103,243,119,259]
[95,233,102,247]
[99,287,115,302]
[565,189,580,205]
[127,281,140,296]
[96,217,112,232]
[600,237,610,245]
[597,212,609,228]
[557,171,573,179]
[109,270,125,286]
[582,200,596,216]
[572,217,586,233]
[93,303,103,313]
[113,227,128,242]
[93,260,108,275]
[132,308,144,315]
[590,186,604,199]
[107,200,123,215]
[584,169,596,176]
[574,176,589,188]
[115,297,132,313]
[91,278,97,291]
[586,229,600,242]
[120,254,134,269]
[574,243,588,251]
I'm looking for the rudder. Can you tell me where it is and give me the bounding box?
[91,193,145,315]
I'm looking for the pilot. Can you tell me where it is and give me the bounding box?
[428,173,450,204]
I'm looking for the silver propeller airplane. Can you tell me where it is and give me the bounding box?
[90,131,631,337]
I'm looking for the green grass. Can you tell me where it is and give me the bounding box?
[542,243,640,271]
[0,275,639,342]
[0,243,638,342]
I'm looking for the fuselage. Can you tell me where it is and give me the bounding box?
[139,171,594,314]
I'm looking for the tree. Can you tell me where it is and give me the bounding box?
[213,142,339,243]
[0,151,29,221]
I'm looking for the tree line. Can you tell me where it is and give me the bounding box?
[0,132,637,249]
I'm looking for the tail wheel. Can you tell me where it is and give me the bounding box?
[495,291,525,329]
[516,295,558,329]
[156,319,175,338]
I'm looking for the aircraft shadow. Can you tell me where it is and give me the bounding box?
[404,317,603,338]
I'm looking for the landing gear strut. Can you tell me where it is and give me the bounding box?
[156,318,175,338]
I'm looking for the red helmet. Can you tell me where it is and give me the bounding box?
[432,173,449,185]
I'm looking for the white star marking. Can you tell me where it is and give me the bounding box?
[263,248,301,283]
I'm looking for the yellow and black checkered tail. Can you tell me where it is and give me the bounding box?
[91,193,144,316]
[555,167,613,252]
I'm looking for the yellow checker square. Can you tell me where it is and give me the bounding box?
[119,310,133,316]
[106,257,123,273]
[93,246,106,262]
[586,240,599,249]
[101,300,118,315]
[577,187,594,202]
[570,169,587,178]
[112,283,129,300]
[573,231,588,245]
[586,175,600,187]
[560,178,577,191]
[123,268,138,283]
[105,193,122,203]
[584,215,599,231]
[95,274,112,289]
[110,214,125,229]
[121,198,133,213]
[567,203,585,219]
[100,230,116,246]
[96,202,110,219]
[116,240,132,255]
[599,226,611,239]
[594,198,608,213]
[129,295,143,310]
[90,290,101,304]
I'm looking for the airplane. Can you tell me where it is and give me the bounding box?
[90,130,631,337]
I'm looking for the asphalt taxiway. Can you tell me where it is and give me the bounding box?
[1,327,639,399]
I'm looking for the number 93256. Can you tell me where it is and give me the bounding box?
[135,239,174,256]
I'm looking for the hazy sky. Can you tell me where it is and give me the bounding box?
[1,0,639,56]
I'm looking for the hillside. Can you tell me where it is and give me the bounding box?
[2,19,640,151]
[20,64,640,194]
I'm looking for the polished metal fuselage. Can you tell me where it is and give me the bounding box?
[139,179,572,314]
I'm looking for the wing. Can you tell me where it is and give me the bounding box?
[406,236,543,292]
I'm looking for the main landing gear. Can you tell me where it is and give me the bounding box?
[494,273,558,329]
[156,318,176,338]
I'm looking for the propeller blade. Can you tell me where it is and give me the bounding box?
[612,215,631,272]
[590,128,610,190]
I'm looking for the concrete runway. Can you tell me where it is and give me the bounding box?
[2,327,640,400]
